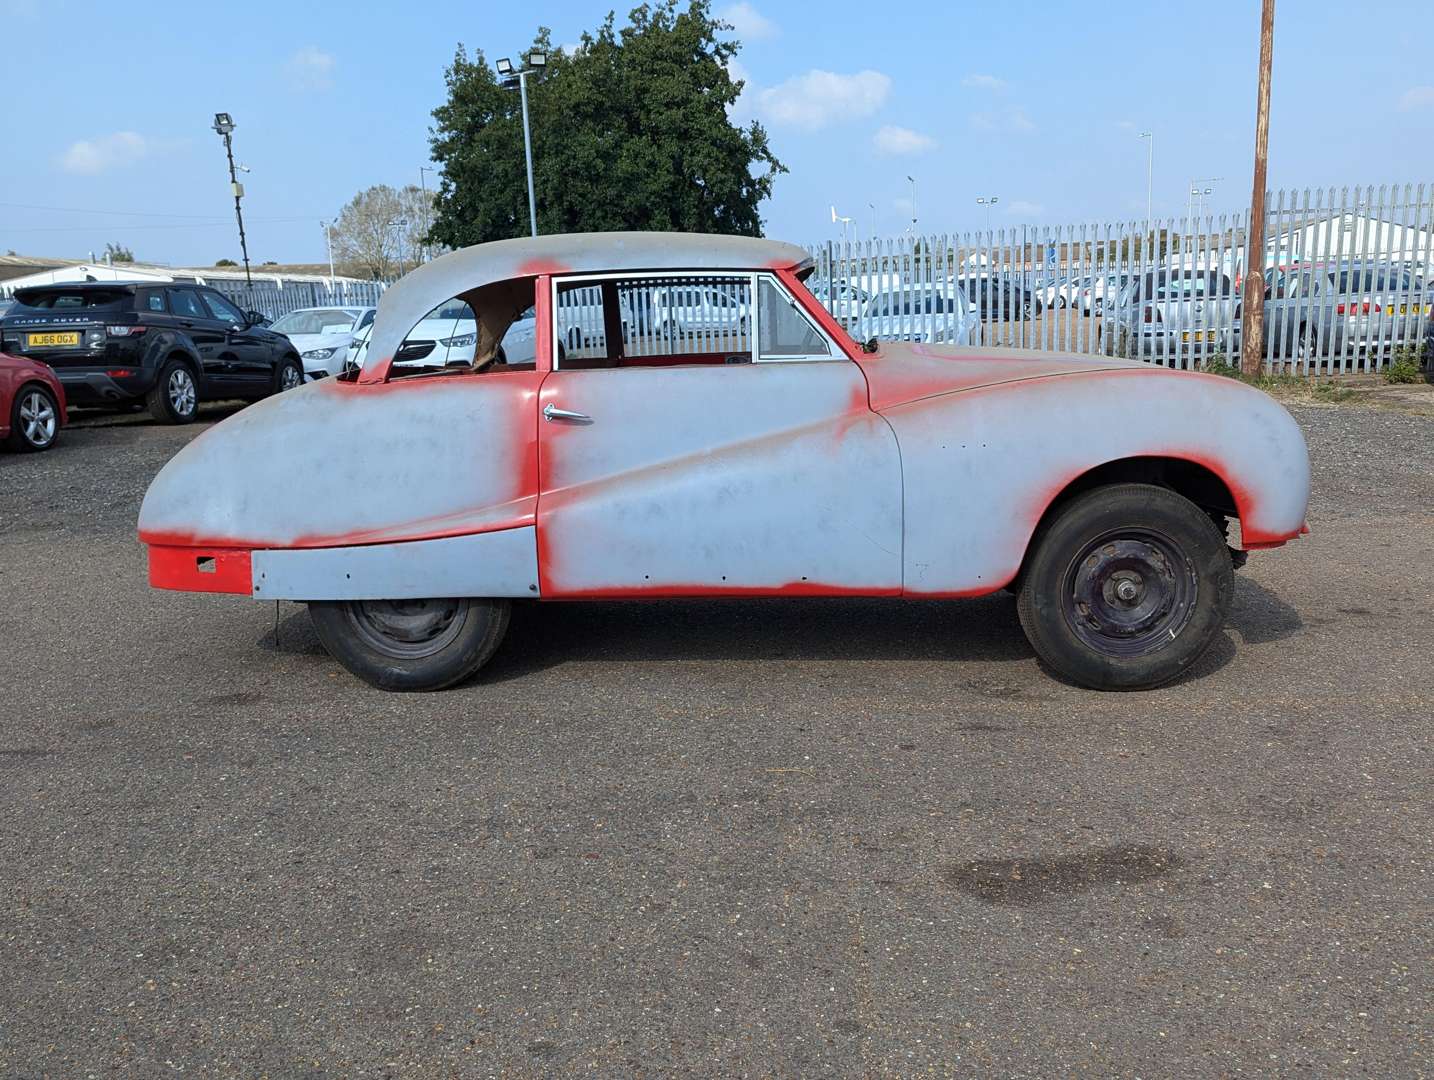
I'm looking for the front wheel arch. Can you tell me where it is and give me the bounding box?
[1008,456,1242,593]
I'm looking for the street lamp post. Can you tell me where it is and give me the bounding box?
[497,53,547,238]
[1138,131,1154,238]
[868,201,876,240]
[320,219,335,290]
[212,112,252,292]
[418,165,436,262]
[387,218,409,276]
[976,196,1000,232]
[906,175,917,234]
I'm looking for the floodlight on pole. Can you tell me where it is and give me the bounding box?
[497,54,543,237]
[212,112,251,291]
[976,196,1000,232]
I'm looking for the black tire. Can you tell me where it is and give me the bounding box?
[6,383,60,452]
[308,597,511,692]
[1016,484,1233,691]
[274,355,303,394]
[147,358,199,424]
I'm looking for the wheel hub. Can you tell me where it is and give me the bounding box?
[1064,532,1197,657]
[346,598,465,659]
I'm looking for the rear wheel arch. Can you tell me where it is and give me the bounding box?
[1009,456,1242,590]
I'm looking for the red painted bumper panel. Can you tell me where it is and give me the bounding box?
[148,545,253,595]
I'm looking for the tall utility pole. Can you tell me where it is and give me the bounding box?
[907,175,917,234]
[212,113,251,292]
[1241,0,1276,376]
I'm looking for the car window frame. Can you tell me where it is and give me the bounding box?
[166,286,211,321]
[201,289,247,326]
[548,270,842,371]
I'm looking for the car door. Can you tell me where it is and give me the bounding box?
[166,286,228,389]
[201,289,272,390]
[535,272,903,597]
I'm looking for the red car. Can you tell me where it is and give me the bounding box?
[1,352,65,452]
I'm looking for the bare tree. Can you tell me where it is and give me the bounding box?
[331,184,436,279]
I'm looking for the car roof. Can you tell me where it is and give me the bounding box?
[364,231,810,376]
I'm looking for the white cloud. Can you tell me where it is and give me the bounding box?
[286,46,336,92]
[756,69,891,131]
[59,132,150,175]
[962,73,1006,91]
[1399,86,1434,111]
[719,2,778,40]
[970,105,1036,133]
[873,125,935,155]
[1006,199,1045,217]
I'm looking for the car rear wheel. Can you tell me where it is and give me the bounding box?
[308,597,511,692]
[1016,483,1232,691]
[6,384,59,452]
[147,359,199,424]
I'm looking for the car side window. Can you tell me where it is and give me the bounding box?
[202,291,246,325]
[757,277,831,360]
[556,274,753,369]
[358,309,375,328]
[168,288,208,319]
[138,290,167,314]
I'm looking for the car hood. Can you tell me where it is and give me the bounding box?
[283,332,353,353]
[856,341,1145,411]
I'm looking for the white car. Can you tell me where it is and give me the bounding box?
[855,283,982,346]
[346,302,538,371]
[269,306,375,380]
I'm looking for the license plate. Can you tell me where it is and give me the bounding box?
[1181,330,1217,343]
[27,331,79,347]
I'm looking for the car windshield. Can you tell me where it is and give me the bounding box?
[272,309,359,335]
[424,302,475,321]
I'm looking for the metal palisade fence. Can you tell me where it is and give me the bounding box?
[809,183,1434,375]
[210,278,389,320]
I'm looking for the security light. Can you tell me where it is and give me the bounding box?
[496,58,513,76]
[213,112,234,135]
[526,51,547,69]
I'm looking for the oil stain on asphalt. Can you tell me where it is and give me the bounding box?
[946,844,1182,906]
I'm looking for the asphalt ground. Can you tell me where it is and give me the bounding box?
[0,396,1430,1078]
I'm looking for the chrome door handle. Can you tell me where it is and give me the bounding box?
[543,403,592,423]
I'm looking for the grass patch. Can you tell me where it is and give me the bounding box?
[1383,344,1427,385]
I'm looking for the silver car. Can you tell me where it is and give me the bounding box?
[1102,268,1239,362]
[1260,263,1428,365]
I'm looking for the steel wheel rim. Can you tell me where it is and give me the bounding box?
[1060,528,1198,658]
[280,364,302,391]
[168,369,196,415]
[19,390,56,446]
[345,599,466,659]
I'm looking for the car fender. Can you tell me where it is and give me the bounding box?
[881,367,1310,596]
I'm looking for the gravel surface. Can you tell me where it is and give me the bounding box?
[1,399,1430,1077]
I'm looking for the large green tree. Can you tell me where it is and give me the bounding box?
[428,1,784,247]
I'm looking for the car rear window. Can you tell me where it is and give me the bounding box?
[11,288,131,311]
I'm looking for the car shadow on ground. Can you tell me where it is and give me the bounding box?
[64,401,250,430]
[259,572,1301,689]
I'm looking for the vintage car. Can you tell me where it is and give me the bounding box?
[138,233,1310,692]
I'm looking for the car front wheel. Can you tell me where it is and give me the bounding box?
[308,597,511,691]
[275,357,303,393]
[1016,483,1233,690]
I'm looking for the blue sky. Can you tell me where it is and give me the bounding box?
[3,0,1432,266]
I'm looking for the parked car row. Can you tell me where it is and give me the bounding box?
[0,284,543,451]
